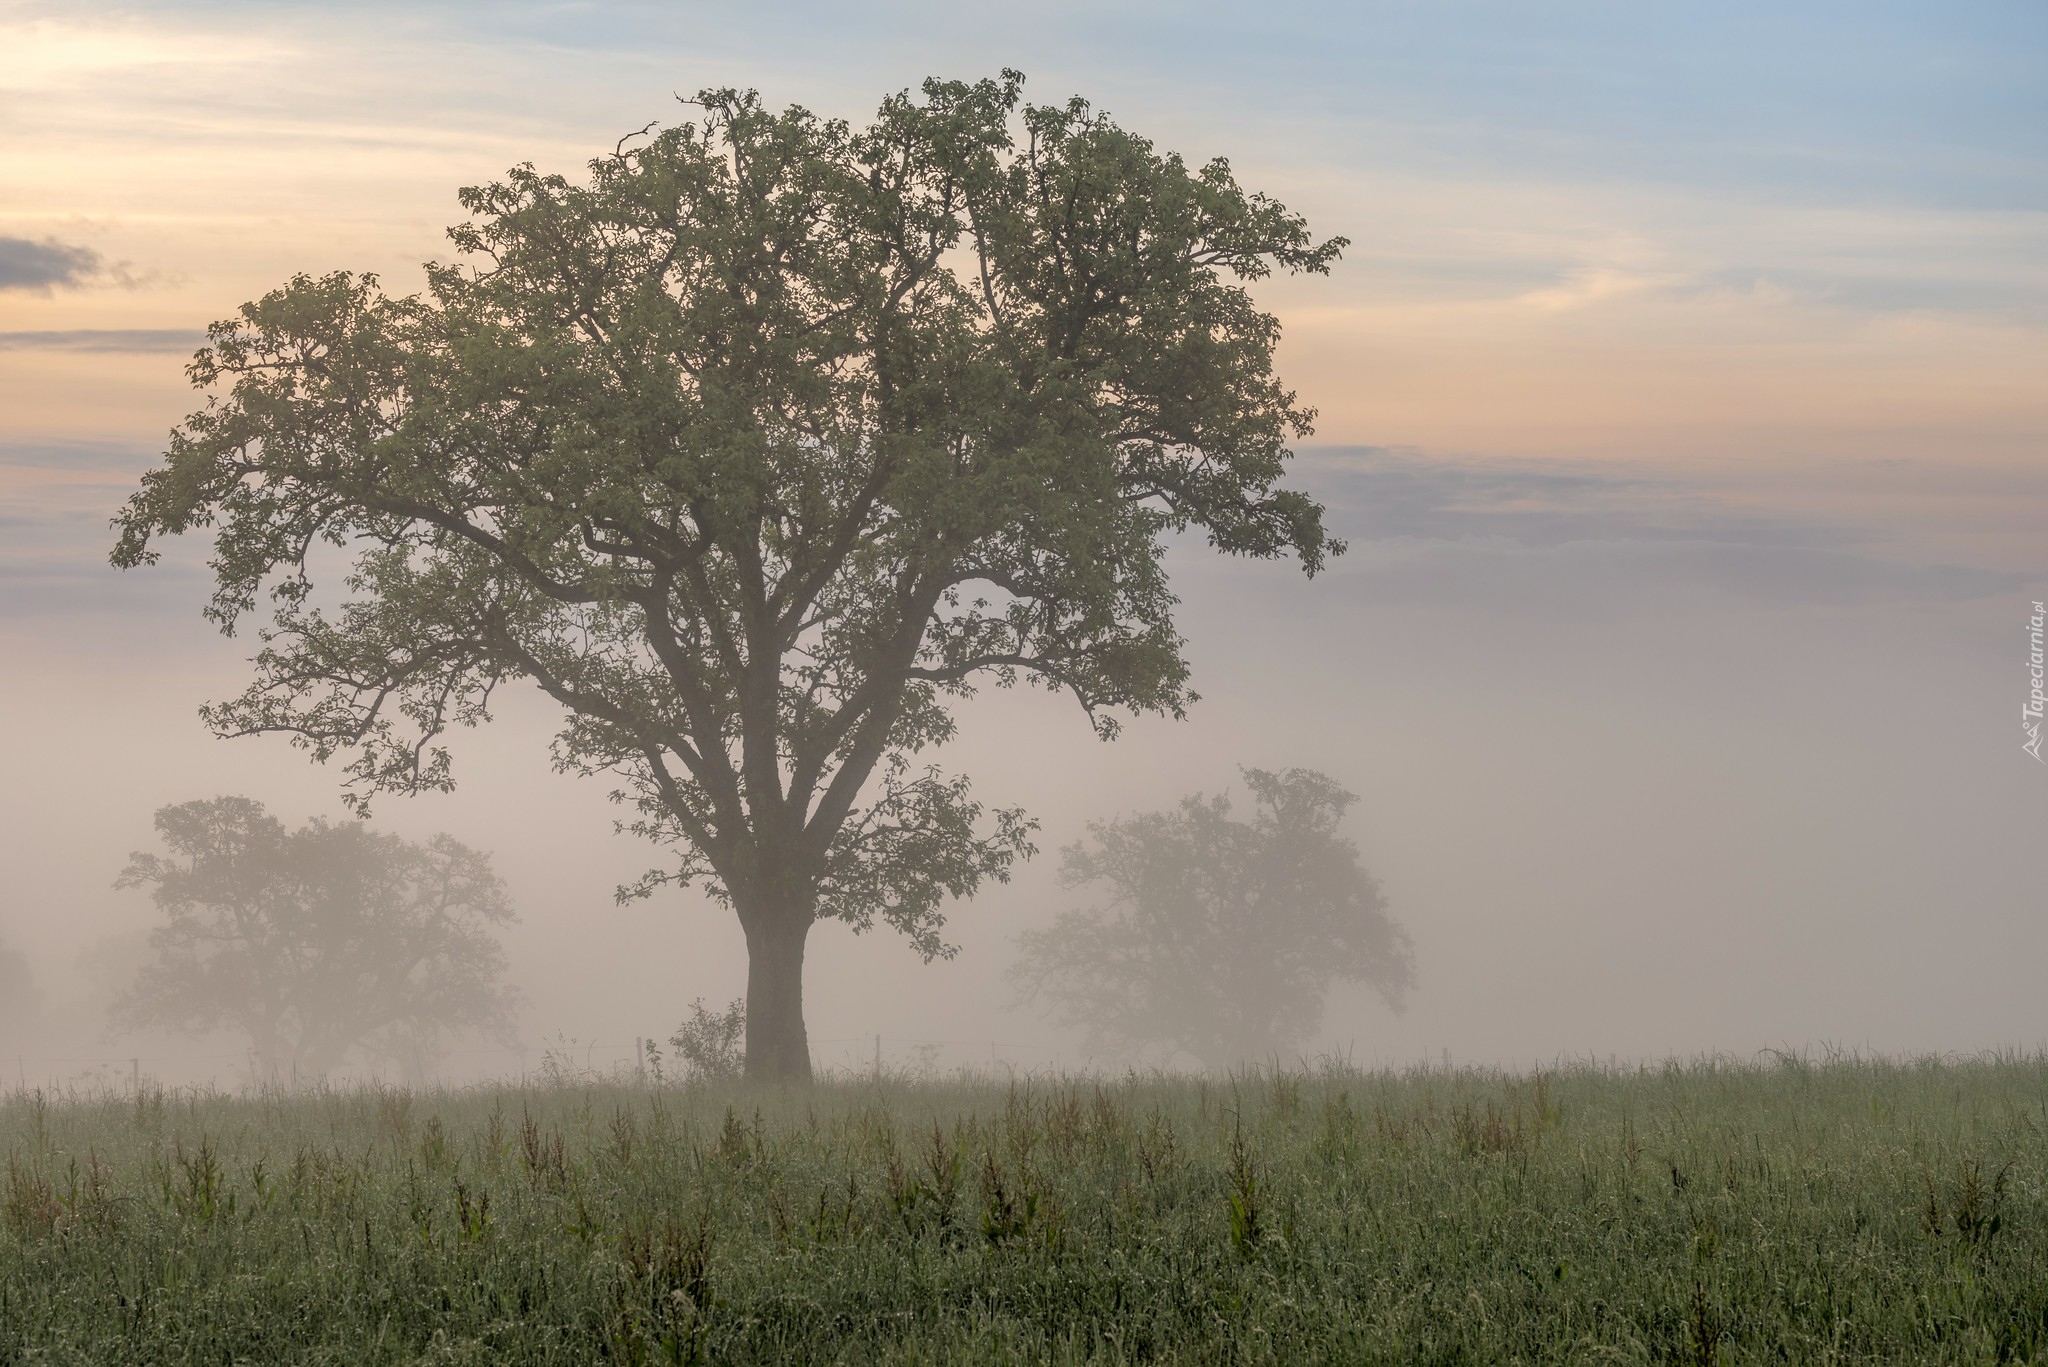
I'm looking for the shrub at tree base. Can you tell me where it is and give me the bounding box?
[667,997,747,1083]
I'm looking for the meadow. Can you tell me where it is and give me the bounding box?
[3,1054,2046,1364]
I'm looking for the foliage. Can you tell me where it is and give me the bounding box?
[1013,767,1413,1069]
[4,1056,2047,1363]
[109,72,1346,1079]
[668,997,747,1083]
[112,796,520,1079]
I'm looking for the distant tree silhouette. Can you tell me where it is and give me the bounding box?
[114,796,520,1079]
[1013,768,1412,1070]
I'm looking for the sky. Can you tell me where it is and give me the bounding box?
[1,0,2044,1085]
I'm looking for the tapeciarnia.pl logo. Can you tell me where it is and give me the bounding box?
[2027,600,2045,762]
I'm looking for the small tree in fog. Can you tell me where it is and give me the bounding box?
[1013,768,1412,1070]
[114,796,521,1080]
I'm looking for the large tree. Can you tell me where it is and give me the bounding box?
[1013,769,1413,1070]
[114,796,520,1080]
[111,73,1345,1081]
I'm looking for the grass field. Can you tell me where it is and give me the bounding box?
[3,1054,2046,1364]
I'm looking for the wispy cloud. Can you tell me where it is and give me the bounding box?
[0,330,203,353]
[1513,265,1687,314]
[1,14,294,90]
[1269,447,2038,614]
[0,236,102,292]
[1299,448,1840,549]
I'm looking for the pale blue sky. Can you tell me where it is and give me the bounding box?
[6,0,2044,454]
[130,0,2048,207]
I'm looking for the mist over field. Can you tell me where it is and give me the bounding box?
[1,0,2044,1090]
[3,444,2040,1086]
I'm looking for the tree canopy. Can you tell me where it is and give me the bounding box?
[114,796,520,1080]
[111,72,1346,1080]
[1013,769,1412,1070]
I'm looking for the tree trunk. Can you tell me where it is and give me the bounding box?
[741,910,814,1083]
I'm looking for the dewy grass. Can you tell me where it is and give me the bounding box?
[3,1055,2047,1364]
